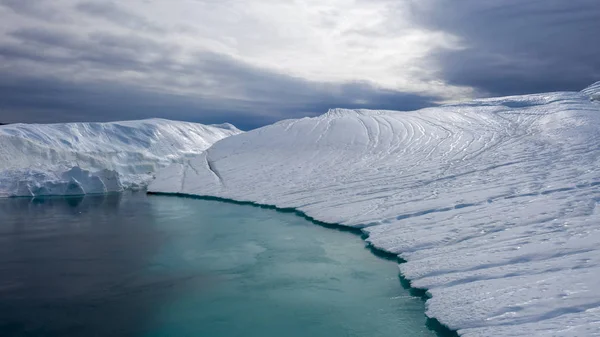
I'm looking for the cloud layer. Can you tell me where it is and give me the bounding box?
[411,0,600,96]
[0,0,598,127]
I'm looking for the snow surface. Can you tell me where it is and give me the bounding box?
[150,82,600,336]
[0,119,241,197]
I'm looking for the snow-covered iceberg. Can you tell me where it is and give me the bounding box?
[0,119,241,197]
[149,82,600,336]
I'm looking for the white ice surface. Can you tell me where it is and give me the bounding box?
[0,119,241,197]
[150,82,600,336]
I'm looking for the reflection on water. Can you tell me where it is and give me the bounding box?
[0,193,441,337]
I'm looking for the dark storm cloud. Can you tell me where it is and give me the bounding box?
[0,27,437,129]
[411,0,600,96]
[75,1,166,34]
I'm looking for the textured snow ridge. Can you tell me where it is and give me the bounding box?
[582,81,600,102]
[150,84,600,337]
[0,119,241,197]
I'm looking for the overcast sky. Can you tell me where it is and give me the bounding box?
[1,0,598,129]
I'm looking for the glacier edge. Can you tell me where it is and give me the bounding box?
[0,118,243,197]
[149,82,600,337]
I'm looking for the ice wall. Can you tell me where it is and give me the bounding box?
[0,119,242,197]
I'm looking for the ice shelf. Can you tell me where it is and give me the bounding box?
[150,82,600,337]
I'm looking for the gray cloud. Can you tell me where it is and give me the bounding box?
[75,1,166,34]
[1,0,597,129]
[0,24,438,128]
[412,0,600,96]
[0,71,438,130]
[3,27,172,73]
[0,0,68,22]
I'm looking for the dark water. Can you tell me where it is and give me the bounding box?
[0,193,440,337]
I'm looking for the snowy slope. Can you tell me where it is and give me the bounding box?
[150,82,600,336]
[0,119,241,197]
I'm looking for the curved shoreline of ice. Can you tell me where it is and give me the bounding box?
[0,119,242,197]
[149,82,600,336]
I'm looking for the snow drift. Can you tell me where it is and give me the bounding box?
[150,82,600,336]
[0,119,241,197]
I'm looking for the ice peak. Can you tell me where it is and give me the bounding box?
[210,122,242,132]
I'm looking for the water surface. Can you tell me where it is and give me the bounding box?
[0,193,439,337]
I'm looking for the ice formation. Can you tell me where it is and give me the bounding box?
[150,82,600,336]
[0,119,241,197]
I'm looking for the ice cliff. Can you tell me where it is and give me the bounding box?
[149,82,600,336]
[0,119,241,197]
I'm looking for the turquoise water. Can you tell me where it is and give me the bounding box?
[0,193,442,337]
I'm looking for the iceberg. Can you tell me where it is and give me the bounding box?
[0,119,242,197]
[149,82,600,336]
